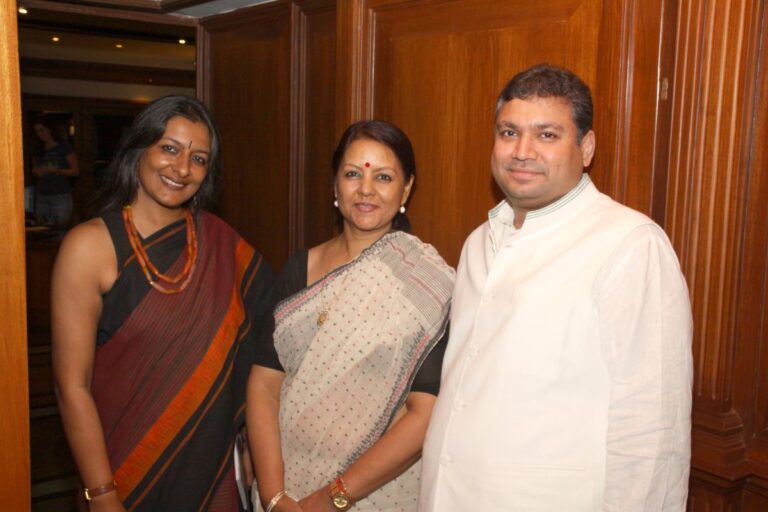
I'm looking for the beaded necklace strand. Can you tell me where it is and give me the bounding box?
[122,205,198,294]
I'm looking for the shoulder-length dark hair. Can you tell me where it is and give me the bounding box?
[332,120,416,232]
[92,95,222,216]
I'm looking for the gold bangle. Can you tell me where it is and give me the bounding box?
[265,489,287,512]
[84,480,117,501]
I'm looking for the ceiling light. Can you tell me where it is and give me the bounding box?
[115,44,123,49]
[178,39,187,45]
[52,36,60,43]
[18,7,28,14]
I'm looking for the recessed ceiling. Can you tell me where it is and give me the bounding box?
[15,0,275,84]
[18,27,196,69]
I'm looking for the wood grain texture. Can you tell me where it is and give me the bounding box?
[666,0,763,479]
[338,0,670,266]
[199,1,292,269]
[292,0,337,250]
[0,1,31,510]
[666,0,768,507]
[731,0,768,482]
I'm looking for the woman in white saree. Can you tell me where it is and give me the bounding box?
[247,120,454,512]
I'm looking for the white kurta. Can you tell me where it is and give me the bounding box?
[419,176,692,512]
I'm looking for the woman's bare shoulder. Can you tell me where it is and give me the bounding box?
[55,218,117,292]
[59,218,111,254]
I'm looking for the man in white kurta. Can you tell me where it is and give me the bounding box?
[419,64,692,511]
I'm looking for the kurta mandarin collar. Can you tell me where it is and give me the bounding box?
[488,173,594,251]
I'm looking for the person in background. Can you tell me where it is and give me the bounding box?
[247,120,454,512]
[31,115,79,226]
[419,64,693,511]
[52,95,274,511]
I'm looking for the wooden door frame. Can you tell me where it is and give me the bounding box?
[0,1,31,510]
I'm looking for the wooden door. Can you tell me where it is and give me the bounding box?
[337,0,674,266]
[199,2,294,268]
[0,1,31,510]
[199,0,337,269]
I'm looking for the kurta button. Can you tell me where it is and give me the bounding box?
[439,454,451,466]
[452,399,465,412]
[468,345,479,357]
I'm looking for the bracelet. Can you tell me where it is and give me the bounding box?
[265,489,287,512]
[328,476,353,510]
[84,480,117,501]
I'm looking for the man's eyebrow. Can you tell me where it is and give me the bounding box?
[532,122,565,132]
[495,121,566,132]
[496,120,519,130]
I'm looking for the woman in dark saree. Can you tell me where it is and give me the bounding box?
[52,96,274,511]
[247,121,454,512]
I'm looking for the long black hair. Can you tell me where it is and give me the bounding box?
[92,95,222,216]
[332,120,416,232]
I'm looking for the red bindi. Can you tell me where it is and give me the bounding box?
[364,162,370,167]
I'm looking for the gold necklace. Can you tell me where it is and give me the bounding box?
[317,269,353,326]
[317,237,354,326]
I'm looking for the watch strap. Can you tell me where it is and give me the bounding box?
[84,480,117,501]
[329,476,353,510]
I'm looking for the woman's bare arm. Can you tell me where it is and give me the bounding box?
[298,391,437,512]
[247,365,303,512]
[52,219,123,511]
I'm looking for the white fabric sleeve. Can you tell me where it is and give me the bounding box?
[594,224,693,511]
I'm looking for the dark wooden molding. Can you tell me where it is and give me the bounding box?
[24,0,211,13]
[289,0,337,253]
[20,57,195,87]
[668,0,768,508]
[199,0,294,267]
[20,0,197,26]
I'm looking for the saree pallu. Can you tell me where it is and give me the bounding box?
[267,231,454,511]
[89,211,273,511]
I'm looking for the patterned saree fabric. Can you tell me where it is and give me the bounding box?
[90,211,273,511]
[270,231,454,511]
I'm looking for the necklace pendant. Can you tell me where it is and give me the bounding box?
[317,310,328,326]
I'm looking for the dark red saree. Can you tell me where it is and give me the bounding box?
[88,211,273,511]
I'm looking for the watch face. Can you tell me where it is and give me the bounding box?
[333,495,350,509]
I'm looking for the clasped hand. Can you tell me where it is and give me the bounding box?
[272,487,336,512]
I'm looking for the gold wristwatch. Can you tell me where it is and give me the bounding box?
[329,476,353,510]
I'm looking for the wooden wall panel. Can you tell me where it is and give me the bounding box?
[196,0,768,508]
[733,0,768,484]
[0,1,31,510]
[200,0,336,266]
[742,477,768,511]
[665,0,759,479]
[199,2,293,269]
[338,0,672,266]
[666,0,768,507]
[293,0,337,250]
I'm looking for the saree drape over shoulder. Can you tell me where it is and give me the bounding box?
[90,211,274,512]
[265,231,454,511]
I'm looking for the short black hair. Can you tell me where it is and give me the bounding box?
[496,64,593,142]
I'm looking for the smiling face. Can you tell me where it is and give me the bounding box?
[134,116,211,214]
[334,138,414,237]
[491,96,595,219]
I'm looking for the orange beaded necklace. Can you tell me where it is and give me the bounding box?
[122,205,198,294]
